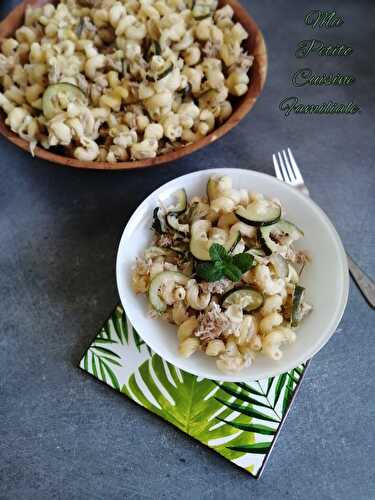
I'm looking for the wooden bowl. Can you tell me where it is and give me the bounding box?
[0,0,267,170]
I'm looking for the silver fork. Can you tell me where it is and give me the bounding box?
[273,148,375,308]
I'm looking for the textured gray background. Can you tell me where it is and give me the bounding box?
[0,0,374,499]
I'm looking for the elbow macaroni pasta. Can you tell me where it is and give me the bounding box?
[132,175,312,373]
[0,0,253,161]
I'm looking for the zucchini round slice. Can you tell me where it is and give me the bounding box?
[151,207,167,234]
[228,231,241,254]
[269,254,289,278]
[186,201,210,223]
[190,237,211,261]
[235,200,281,227]
[148,271,188,312]
[222,287,264,312]
[291,285,305,327]
[42,83,87,120]
[259,220,304,254]
[166,214,189,234]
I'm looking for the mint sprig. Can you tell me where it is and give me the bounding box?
[196,243,254,282]
[232,252,254,273]
[195,261,224,282]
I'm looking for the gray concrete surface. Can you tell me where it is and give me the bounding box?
[0,0,374,498]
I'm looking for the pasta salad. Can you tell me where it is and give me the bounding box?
[132,175,312,373]
[0,0,253,162]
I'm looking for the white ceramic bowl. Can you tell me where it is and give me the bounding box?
[116,169,349,381]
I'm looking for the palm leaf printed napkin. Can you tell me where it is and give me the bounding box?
[80,305,308,478]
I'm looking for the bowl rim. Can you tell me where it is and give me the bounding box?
[0,0,267,170]
[116,168,350,382]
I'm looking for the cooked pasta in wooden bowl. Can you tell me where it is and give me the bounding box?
[0,0,267,169]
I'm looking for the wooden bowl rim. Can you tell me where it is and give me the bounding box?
[0,0,268,170]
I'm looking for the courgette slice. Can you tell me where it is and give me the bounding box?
[42,83,87,120]
[228,231,241,254]
[157,189,188,234]
[225,231,241,255]
[148,271,189,312]
[235,200,281,227]
[185,201,209,223]
[259,220,304,255]
[269,254,289,278]
[151,207,167,234]
[291,285,305,327]
[190,238,211,261]
[222,287,264,312]
[166,214,189,234]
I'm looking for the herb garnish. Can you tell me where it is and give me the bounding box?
[196,243,254,282]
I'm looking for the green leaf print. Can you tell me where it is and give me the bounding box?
[274,373,288,408]
[91,346,121,358]
[215,418,276,435]
[227,442,272,454]
[214,397,280,423]
[282,368,302,414]
[113,305,128,344]
[80,304,309,476]
[121,354,259,461]
[214,382,272,409]
[100,305,129,345]
[83,339,122,390]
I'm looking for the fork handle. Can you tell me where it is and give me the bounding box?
[347,254,375,308]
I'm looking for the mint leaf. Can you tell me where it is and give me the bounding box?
[196,262,224,282]
[209,243,228,262]
[232,253,254,273]
[223,262,242,282]
[213,259,225,272]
